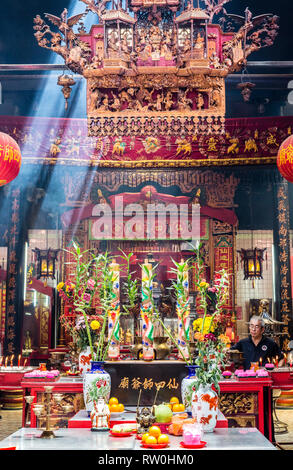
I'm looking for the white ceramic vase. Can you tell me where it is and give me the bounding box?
[83,361,111,416]
[191,384,219,433]
[78,346,92,376]
[181,365,199,413]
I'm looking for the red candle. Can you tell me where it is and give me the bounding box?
[4,357,8,367]
[0,356,3,367]
[18,355,21,367]
[23,358,27,367]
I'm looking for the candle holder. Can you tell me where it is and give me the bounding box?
[25,386,74,438]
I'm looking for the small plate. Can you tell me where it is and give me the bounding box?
[110,411,125,417]
[109,430,132,437]
[141,443,169,449]
[180,441,207,449]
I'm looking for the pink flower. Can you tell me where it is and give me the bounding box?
[83,293,91,303]
[87,278,95,290]
[208,287,217,293]
[204,333,217,342]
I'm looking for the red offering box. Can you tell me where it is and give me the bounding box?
[271,370,293,386]
[22,376,59,381]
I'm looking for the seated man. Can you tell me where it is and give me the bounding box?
[229,315,284,370]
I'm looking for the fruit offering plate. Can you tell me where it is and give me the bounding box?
[109,430,133,437]
[66,370,80,376]
[180,441,207,449]
[141,442,169,449]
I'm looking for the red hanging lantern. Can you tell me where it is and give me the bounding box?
[0,132,21,186]
[277,135,293,183]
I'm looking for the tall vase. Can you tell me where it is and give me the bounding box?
[181,365,199,413]
[83,361,111,416]
[107,259,120,360]
[176,260,190,361]
[141,261,154,361]
[192,384,219,433]
[79,346,92,376]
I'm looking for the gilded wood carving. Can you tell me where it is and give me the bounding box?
[33,0,279,136]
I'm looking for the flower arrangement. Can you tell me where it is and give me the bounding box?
[190,243,230,391]
[145,243,230,392]
[57,241,138,362]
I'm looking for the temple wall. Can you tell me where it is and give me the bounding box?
[236,230,274,339]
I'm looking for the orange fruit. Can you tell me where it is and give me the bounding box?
[166,403,173,410]
[178,403,185,411]
[145,435,157,445]
[148,425,161,438]
[109,397,119,406]
[117,403,124,412]
[172,403,183,412]
[141,432,149,443]
[110,403,120,412]
[170,397,179,405]
[157,434,169,444]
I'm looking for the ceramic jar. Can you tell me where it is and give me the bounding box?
[192,384,219,433]
[83,361,111,416]
[181,365,199,413]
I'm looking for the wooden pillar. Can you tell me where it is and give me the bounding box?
[4,186,26,356]
[273,179,292,350]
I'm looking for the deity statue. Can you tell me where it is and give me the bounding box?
[120,327,125,343]
[154,92,164,111]
[149,25,162,47]
[163,90,174,111]
[107,29,119,56]
[210,87,221,108]
[121,36,131,56]
[195,32,204,46]
[25,330,32,350]
[89,87,101,112]
[209,51,221,69]
[196,92,204,110]
[136,406,156,434]
[177,89,192,111]
[125,328,133,344]
[110,91,121,112]
[97,93,110,111]
[23,330,33,355]
[90,398,110,432]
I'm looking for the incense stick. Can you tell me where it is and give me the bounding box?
[153,388,159,406]
[137,389,142,411]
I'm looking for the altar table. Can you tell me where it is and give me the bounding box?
[67,407,228,428]
[0,427,276,451]
[20,370,273,441]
